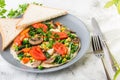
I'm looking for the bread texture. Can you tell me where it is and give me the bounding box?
[0,19,23,50]
[16,4,67,29]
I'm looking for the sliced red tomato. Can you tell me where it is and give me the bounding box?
[52,32,68,39]
[53,43,68,56]
[32,23,48,32]
[14,34,25,45]
[14,36,22,45]
[22,57,30,64]
[14,28,30,46]
[29,46,46,61]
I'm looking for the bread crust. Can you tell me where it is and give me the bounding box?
[0,18,22,50]
[16,4,67,29]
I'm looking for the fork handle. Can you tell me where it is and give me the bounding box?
[101,58,111,80]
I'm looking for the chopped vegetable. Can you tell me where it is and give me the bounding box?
[22,38,29,45]
[32,23,48,32]
[44,52,50,58]
[29,46,46,61]
[55,22,61,26]
[38,65,44,70]
[22,57,30,64]
[18,45,26,50]
[52,32,68,39]
[17,52,24,60]
[62,58,67,63]
[20,28,30,36]
[14,31,29,46]
[21,48,30,53]
[14,45,19,51]
[67,32,76,39]
[45,23,53,30]
[29,30,36,37]
[36,28,44,34]
[53,42,68,56]
[54,55,62,64]
[66,54,71,60]
[47,39,54,48]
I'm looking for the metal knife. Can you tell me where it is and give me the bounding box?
[91,18,118,72]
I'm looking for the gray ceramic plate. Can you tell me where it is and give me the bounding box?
[0,14,90,73]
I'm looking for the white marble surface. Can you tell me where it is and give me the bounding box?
[1,0,120,80]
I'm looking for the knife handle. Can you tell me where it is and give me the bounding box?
[101,58,112,80]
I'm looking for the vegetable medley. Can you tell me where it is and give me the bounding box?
[12,21,80,70]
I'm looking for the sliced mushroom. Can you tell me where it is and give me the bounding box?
[72,37,80,44]
[29,35,43,45]
[42,53,58,64]
[31,61,41,68]
[16,50,22,55]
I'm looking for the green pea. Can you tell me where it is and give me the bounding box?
[38,65,44,70]
[15,45,19,51]
[22,38,29,45]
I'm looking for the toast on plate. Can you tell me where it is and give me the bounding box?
[16,4,67,29]
[0,19,23,50]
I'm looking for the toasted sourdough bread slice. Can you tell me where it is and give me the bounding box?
[0,19,23,50]
[16,4,67,29]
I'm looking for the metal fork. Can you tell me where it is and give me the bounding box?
[91,35,111,80]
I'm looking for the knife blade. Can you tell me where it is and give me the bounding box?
[91,18,105,41]
[91,18,118,73]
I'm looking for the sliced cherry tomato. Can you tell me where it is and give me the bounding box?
[53,43,68,55]
[52,32,68,39]
[29,46,46,61]
[22,57,30,64]
[32,23,48,32]
[22,48,30,53]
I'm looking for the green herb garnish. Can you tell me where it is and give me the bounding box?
[0,0,42,18]
[54,33,59,38]
[17,52,24,60]
[44,52,50,58]
[18,45,25,50]
[54,55,62,64]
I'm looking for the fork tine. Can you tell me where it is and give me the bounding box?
[92,35,99,51]
[97,36,103,50]
[91,35,111,79]
[96,36,102,51]
[94,36,99,51]
[92,35,103,51]
[91,36,96,51]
